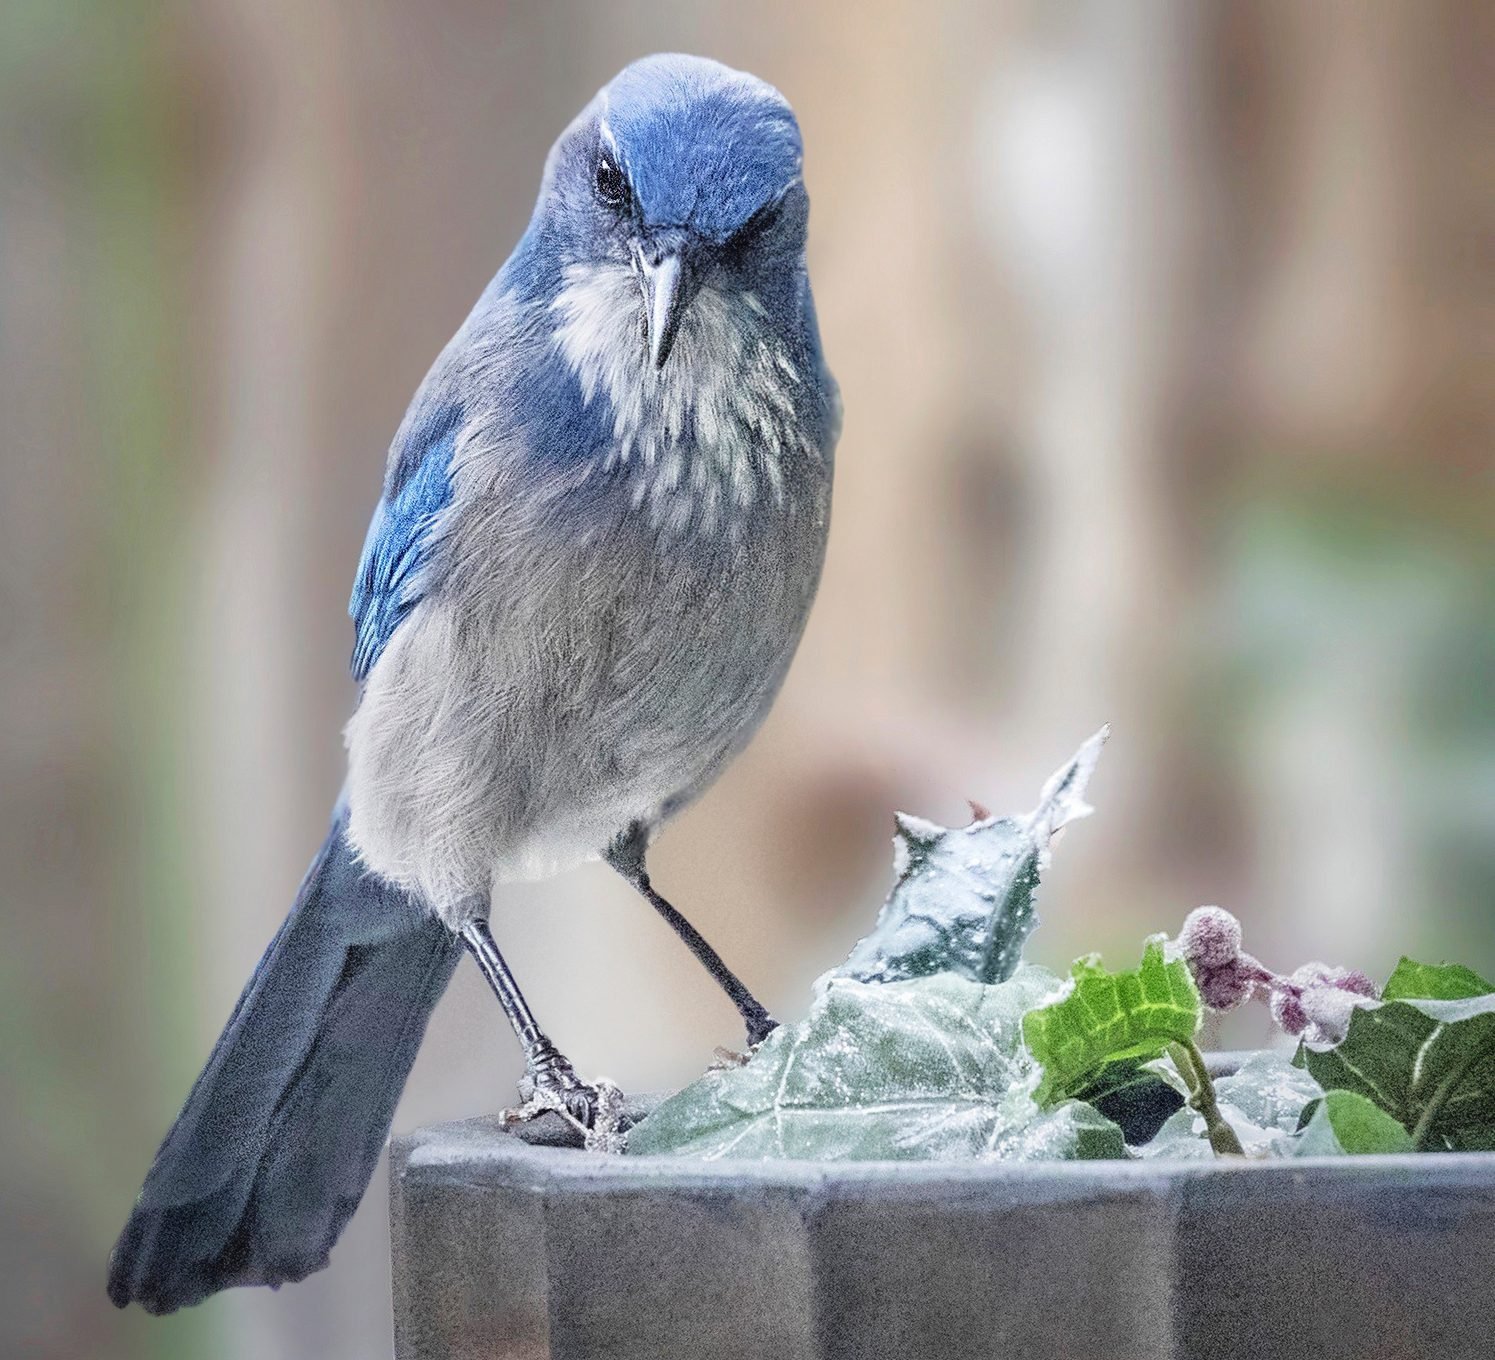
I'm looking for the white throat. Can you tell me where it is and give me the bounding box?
[550,262,814,538]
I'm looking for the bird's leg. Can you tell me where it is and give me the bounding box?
[605,824,779,1047]
[459,916,603,1127]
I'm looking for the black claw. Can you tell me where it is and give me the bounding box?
[524,1045,604,1127]
[535,1077,603,1128]
[564,1087,604,1127]
[745,1010,779,1048]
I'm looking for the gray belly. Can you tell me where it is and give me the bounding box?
[344,490,826,918]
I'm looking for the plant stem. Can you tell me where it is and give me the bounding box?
[1169,1039,1245,1157]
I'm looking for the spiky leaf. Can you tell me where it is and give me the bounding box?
[828,728,1108,989]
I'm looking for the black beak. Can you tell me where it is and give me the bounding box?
[636,241,703,370]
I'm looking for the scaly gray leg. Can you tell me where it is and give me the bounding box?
[460,916,602,1126]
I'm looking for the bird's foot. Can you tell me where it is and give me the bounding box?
[743,1006,779,1049]
[502,1042,627,1153]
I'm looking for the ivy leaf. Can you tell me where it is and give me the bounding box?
[1382,957,1493,1001]
[628,967,1125,1162]
[1302,972,1495,1151]
[1022,936,1201,1106]
[1293,1091,1415,1156]
[1141,1051,1322,1159]
[825,727,1108,989]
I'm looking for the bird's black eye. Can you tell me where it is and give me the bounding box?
[740,199,782,238]
[594,154,628,210]
[724,197,784,262]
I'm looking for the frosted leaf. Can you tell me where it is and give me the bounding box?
[1029,723,1108,842]
[628,967,1124,1162]
[1302,982,1495,1150]
[1141,1052,1322,1160]
[823,727,1109,991]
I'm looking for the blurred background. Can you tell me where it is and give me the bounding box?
[2,1,1490,1355]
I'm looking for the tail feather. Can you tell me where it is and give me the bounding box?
[108,807,462,1314]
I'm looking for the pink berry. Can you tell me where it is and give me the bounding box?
[1197,959,1254,1011]
[1178,906,1243,970]
[1291,962,1378,1001]
[1270,988,1310,1036]
[1299,984,1363,1045]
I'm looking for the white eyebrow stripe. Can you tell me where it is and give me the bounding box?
[597,95,620,159]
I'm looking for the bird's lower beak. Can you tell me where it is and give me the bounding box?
[638,249,701,370]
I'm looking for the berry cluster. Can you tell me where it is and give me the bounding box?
[1174,906,1378,1045]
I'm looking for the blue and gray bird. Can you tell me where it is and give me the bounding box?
[108,53,837,1314]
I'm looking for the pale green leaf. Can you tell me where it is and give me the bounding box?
[628,967,1125,1162]
[1141,1051,1321,1160]
[1382,957,1493,1002]
[1294,1090,1415,1156]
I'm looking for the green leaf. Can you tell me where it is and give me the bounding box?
[1383,957,1493,1001]
[827,728,1108,988]
[1303,990,1495,1150]
[1023,936,1202,1106]
[1142,1051,1321,1160]
[1294,1090,1415,1156]
[628,967,1125,1162]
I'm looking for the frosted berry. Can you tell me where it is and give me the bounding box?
[1299,984,1363,1045]
[1196,958,1256,1011]
[1177,906,1243,970]
[1270,988,1310,1036]
[1291,962,1378,1001]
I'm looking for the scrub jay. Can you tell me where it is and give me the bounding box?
[109,53,837,1314]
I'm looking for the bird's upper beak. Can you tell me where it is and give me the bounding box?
[635,237,704,370]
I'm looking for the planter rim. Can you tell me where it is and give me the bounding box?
[397,1110,1495,1195]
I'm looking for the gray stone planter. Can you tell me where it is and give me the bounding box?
[390,1101,1495,1359]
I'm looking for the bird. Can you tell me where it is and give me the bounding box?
[107,53,838,1315]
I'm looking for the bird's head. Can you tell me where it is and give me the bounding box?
[535,54,808,370]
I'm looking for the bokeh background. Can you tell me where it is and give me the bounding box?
[2,1,1490,1356]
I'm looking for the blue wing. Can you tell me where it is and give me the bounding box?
[348,402,463,681]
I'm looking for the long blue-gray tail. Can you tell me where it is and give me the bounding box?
[108,805,463,1315]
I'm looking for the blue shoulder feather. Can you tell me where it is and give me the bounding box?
[348,402,463,680]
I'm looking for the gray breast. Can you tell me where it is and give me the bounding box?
[344,317,830,921]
